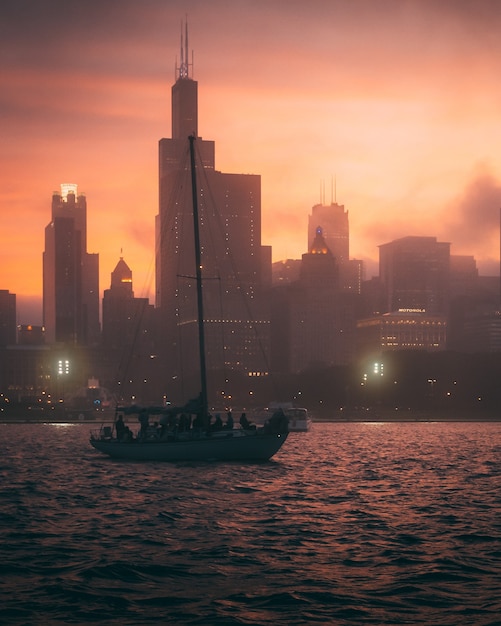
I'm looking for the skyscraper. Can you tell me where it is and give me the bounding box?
[283,228,358,371]
[156,24,270,403]
[308,200,362,293]
[308,202,349,266]
[43,184,99,345]
[101,256,156,401]
[379,236,450,315]
[0,290,16,346]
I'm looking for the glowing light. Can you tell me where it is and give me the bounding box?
[60,183,78,200]
[57,359,70,375]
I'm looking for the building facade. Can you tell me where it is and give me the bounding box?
[357,310,447,357]
[0,290,16,346]
[155,26,271,404]
[379,236,450,315]
[101,256,157,402]
[43,184,99,345]
[308,201,363,293]
[273,228,359,372]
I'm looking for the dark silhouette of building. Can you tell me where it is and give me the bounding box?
[155,24,270,403]
[379,236,450,315]
[272,259,302,285]
[43,184,99,345]
[17,325,45,345]
[273,227,359,372]
[0,290,16,346]
[101,256,156,402]
[356,236,450,358]
[102,256,134,350]
[308,200,363,293]
[308,202,349,265]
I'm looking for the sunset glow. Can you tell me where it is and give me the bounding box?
[2,0,501,323]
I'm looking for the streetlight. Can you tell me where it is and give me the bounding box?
[427,378,437,397]
[55,358,71,409]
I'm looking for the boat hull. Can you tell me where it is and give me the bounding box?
[90,431,288,462]
[287,419,312,432]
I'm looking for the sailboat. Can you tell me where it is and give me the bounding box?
[90,136,289,462]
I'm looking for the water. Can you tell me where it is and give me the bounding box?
[1,421,500,625]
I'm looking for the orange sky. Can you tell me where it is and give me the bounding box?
[2,0,501,324]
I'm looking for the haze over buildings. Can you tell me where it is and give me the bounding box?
[2,7,501,417]
[3,1,501,329]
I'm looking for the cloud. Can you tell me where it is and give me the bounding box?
[442,166,501,254]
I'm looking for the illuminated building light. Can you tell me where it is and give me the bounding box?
[60,183,78,200]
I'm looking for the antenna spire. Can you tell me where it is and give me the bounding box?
[177,17,192,80]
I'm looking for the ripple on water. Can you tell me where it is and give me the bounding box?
[0,421,501,625]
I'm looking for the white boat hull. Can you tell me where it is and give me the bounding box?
[90,430,288,462]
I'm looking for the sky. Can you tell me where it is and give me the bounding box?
[2,0,501,324]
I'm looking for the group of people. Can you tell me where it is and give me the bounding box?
[208,411,234,432]
[113,408,263,442]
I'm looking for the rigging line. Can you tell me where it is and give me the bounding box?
[172,150,193,403]
[116,144,193,402]
[216,268,228,384]
[115,300,150,400]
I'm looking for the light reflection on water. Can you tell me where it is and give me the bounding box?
[0,421,500,625]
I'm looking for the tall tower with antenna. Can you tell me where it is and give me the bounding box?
[308,197,349,267]
[155,22,269,403]
[307,180,364,293]
[171,20,197,139]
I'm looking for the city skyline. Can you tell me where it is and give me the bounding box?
[3,0,501,324]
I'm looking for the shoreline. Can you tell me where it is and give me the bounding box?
[1,414,500,425]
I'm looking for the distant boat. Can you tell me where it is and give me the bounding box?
[90,136,289,462]
[283,407,312,432]
[251,403,312,432]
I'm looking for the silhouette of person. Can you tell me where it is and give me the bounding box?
[115,414,126,440]
[138,409,149,438]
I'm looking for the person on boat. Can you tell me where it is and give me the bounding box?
[224,411,234,430]
[212,414,223,431]
[267,408,289,434]
[192,412,204,432]
[115,414,126,440]
[159,412,169,437]
[138,409,149,439]
[239,412,256,430]
[179,413,191,432]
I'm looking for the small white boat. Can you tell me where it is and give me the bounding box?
[284,407,312,432]
[251,404,312,432]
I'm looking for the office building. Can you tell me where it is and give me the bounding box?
[102,256,154,351]
[308,201,363,293]
[379,236,450,315]
[308,202,349,265]
[274,228,359,372]
[43,184,99,345]
[101,256,156,401]
[155,25,270,402]
[0,290,16,346]
[357,310,447,356]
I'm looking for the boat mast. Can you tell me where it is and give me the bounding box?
[188,135,209,425]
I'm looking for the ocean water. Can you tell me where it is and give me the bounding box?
[1,421,500,625]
